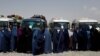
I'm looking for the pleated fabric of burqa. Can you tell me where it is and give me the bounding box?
[21,27,32,52]
[90,27,99,51]
[44,28,52,53]
[78,26,88,50]
[32,28,44,55]
[52,29,60,53]
[10,26,17,51]
[72,29,78,50]
[57,29,65,52]
[0,30,4,51]
[63,29,69,51]
[3,27,11,52]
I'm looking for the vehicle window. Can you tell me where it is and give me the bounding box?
[22,21,44,29]
[0,21,8,27]
[54,22,70,29]
[79,22,97,27]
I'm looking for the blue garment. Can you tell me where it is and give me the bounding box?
[78,27,88,50]
[0,30,4,51]
[52,29,59,53]
[2,27,11,52]
[72,30,78,50]
[44,28,52,53]
[63,29,69,51]
[3,28,11,39]
[57,29,65,52]
[32,28,44,55]
[87,30,91,50]
[10,26,17,51]
[11,26,17,37]
[32,29,40,53]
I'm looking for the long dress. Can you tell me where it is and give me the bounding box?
[90,28,99,51]
[57,29,65,52]
[3,27,11,52]
[72,29,78,50]
[32,28,44,55]
[78,26,88,50]
[21,27,32,52]
[17,27,23,52]
[10,26,17,51]
[52,29,59,53]
[44,28,52,53]
[63,29,69,51]
[0,30,4,51]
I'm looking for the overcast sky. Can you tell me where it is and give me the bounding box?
[0,0,100,22]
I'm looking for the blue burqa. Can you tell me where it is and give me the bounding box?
[11,26,17,51]
[32,28,44,55]
[44,28,52,53]
[0,30,4,51]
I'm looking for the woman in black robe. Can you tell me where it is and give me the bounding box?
[17,24,32,53]
[90,27,99,51]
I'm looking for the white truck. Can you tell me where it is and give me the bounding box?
[72,18,98,29]
[0,17,13,27]
[49,18,70,29]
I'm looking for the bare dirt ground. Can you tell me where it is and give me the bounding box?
[0,51,100,56]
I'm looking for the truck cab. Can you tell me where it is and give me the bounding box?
[21,18,46,30]
[49,18,70,29]
[72,18,98,29]
[0,17,14,27]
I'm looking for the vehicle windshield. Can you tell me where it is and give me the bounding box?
[22,20,44,29]
[79,22,97,25]
[79,22,98,29]
[53,22,70,29]
[79,22,97,26]
[96,24,100,28]
[0,21,8,27]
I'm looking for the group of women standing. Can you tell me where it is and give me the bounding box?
[0,18,100,56]
[0,24,17,52]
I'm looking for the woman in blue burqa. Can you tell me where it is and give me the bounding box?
[10,24,17,51]
[77,24,89,50]
[2,26,11,52]
[0,27,4,52]
[32,18,52,55]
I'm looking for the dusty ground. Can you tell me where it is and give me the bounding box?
[0,51,100,56]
